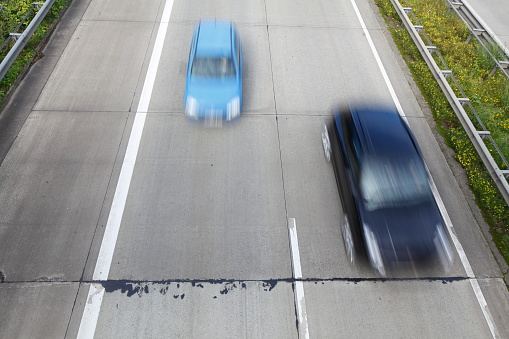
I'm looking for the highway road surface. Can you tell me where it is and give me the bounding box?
[0,0,508,338]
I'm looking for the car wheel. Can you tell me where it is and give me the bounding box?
[322,124,331,162]
[342,214,355,265]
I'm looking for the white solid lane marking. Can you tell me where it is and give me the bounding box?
[349,0,405,121]
[288,218,309,339]
[92,112,147,281]
[76,284,105,338]
[429,178,500,338]
[77,1,175,337]
[349,0,499,337]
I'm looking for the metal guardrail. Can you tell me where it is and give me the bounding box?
[453,0,509,60]
[0,0,56,81]
[0,1,40,52]
[446,0,509,79]
[390,0,509,206]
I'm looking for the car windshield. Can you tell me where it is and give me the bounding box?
[360,156,433,211]
[191,57,235,78]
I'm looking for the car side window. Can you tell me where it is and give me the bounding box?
[231,28,239,70]
[344,115,362,183]
[235,34,240,66]
[189,33,196,67]
[189,43,193,64]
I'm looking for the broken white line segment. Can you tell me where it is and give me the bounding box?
[288,218,310,339]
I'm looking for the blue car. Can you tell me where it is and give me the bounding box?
[322,104,454,276]
[184,20,242,125]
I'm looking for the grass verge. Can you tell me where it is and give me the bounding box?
[375,0,509,266]
[0,0,70,107]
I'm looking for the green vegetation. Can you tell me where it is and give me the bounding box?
[1,0,508,266]
[0,0,70,106]
[375,0,509,265]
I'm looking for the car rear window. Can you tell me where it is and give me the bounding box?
[360,156,433,211]
[191,57,235,78]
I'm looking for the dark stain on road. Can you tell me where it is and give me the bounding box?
[262,280,277,291]
[220,282,237,295]
[99,279,281,298]
[103,281,147,297]
[97,276,466,298]
[438,277,466,284]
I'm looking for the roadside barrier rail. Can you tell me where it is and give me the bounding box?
[0,0,56,81]
[390,0,509,206]
[446,0,509,79]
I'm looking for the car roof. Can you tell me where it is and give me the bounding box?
[351,106,419,160]
[196,20,233,58]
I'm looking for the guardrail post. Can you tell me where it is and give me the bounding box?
[9,33,23,42]
[447,2,462,14]
[426,46,437,54]
[414,25,424,33]
[489,61,509,77]
[441,70,453,78]
[449,2,462,10]
[501,170,509,179]
[457,98,470,106]
[477,131,491,140]
[466,28,485,43]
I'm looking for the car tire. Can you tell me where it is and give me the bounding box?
[342,214,355,265]
[322,123,331,162]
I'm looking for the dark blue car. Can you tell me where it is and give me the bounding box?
[184,20,242,125]
[322,104,454,276]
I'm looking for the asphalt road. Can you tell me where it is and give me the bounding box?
[0,0,508,338]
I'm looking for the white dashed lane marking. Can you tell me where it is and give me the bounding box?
[288,218,310,339]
